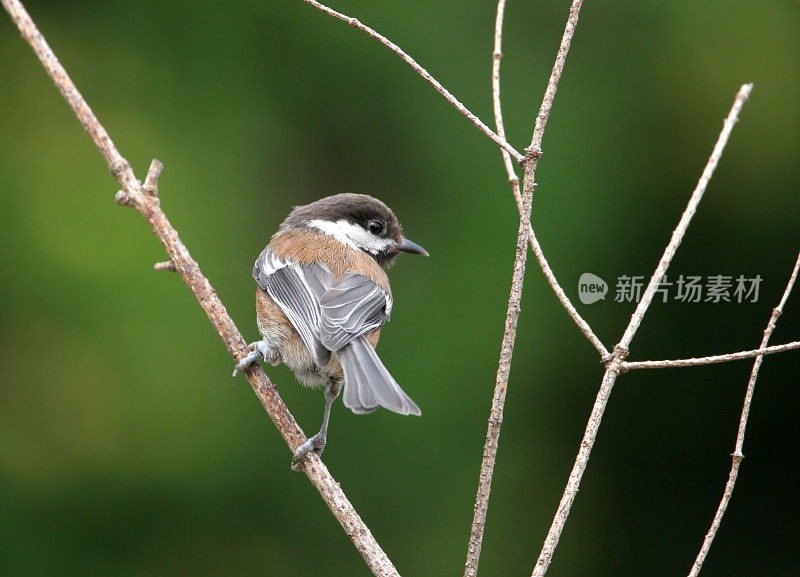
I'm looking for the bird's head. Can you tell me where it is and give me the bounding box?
[282,193,428,268]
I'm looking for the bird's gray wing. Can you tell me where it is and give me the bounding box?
[253,247,287,293]
[253,248,334,367]
[318,272,392,352]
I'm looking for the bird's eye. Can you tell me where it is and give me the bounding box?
[368,220,384,235]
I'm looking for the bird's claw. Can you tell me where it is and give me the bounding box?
[232,341,277,376]
[290,433,327,471]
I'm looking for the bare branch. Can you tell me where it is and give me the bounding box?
[301,0,524,163]
[532,350,626,577]
[463,6,522,572]
[618,83,753,350]
[623,340,800,371]
[527,0,583,157]
[464,9,536,573]
[688,250,800,577]
[466,2,587,576]
[518,0,608,359]
[531,84,753,577]
[143,158,164,196]
[489,0,608,360]
[526,223,609,358]
[490,0,520,191]
[1,1,399,574]
[465,172,535,577]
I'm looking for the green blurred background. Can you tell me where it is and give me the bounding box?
[1,1,798,575]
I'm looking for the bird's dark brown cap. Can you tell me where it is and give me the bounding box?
[282,193,402,242]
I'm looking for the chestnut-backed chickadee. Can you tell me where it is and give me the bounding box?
[233,193,427,464]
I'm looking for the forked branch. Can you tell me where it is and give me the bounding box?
[531,84,753,577]
[688,250,800,577]
[490,0,607,359]
[6,1,794,577]
[465,2,586,576]
[1,1,398,575]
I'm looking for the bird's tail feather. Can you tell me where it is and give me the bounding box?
[338,337,421,416]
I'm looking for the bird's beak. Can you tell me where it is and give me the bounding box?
[396,237,429,256]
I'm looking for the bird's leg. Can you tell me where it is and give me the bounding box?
[232,340,279,376]
[292,379,342,469]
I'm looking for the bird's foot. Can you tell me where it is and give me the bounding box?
[232,341,279,376]
[290,432,327,471]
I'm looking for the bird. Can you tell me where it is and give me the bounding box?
[233,193,427,465]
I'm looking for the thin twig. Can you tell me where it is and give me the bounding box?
[617,83,753,351]
[623,341,800,371]
[465,2,586,576]
[526,0,583,157]
[1,1,399,575]
[464,9,534,574]
[490,0,520,192]
[488,0,607,360]
[519,0,606,360]
[463,5,521,572]
[463,6,519,570]
[154,260,177,272]
[143,158,163,196]
[465,172,535,577]
[526,223,609,358]
[301,0,524,163]
[688,250,800,577]
[531,84,753,577]
[531,352,625,577]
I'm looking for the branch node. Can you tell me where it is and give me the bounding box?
[115,190,133,207]
[523,145,543,165]
[612,344,629,361]
[688,250,799,577]
[606,345,630,373]
[109,157,132,179]
[143,158,164,196]
[154,260,177,272]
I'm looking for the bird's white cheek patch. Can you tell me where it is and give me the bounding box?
[307,219,394,254]
[307,219,357,249]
